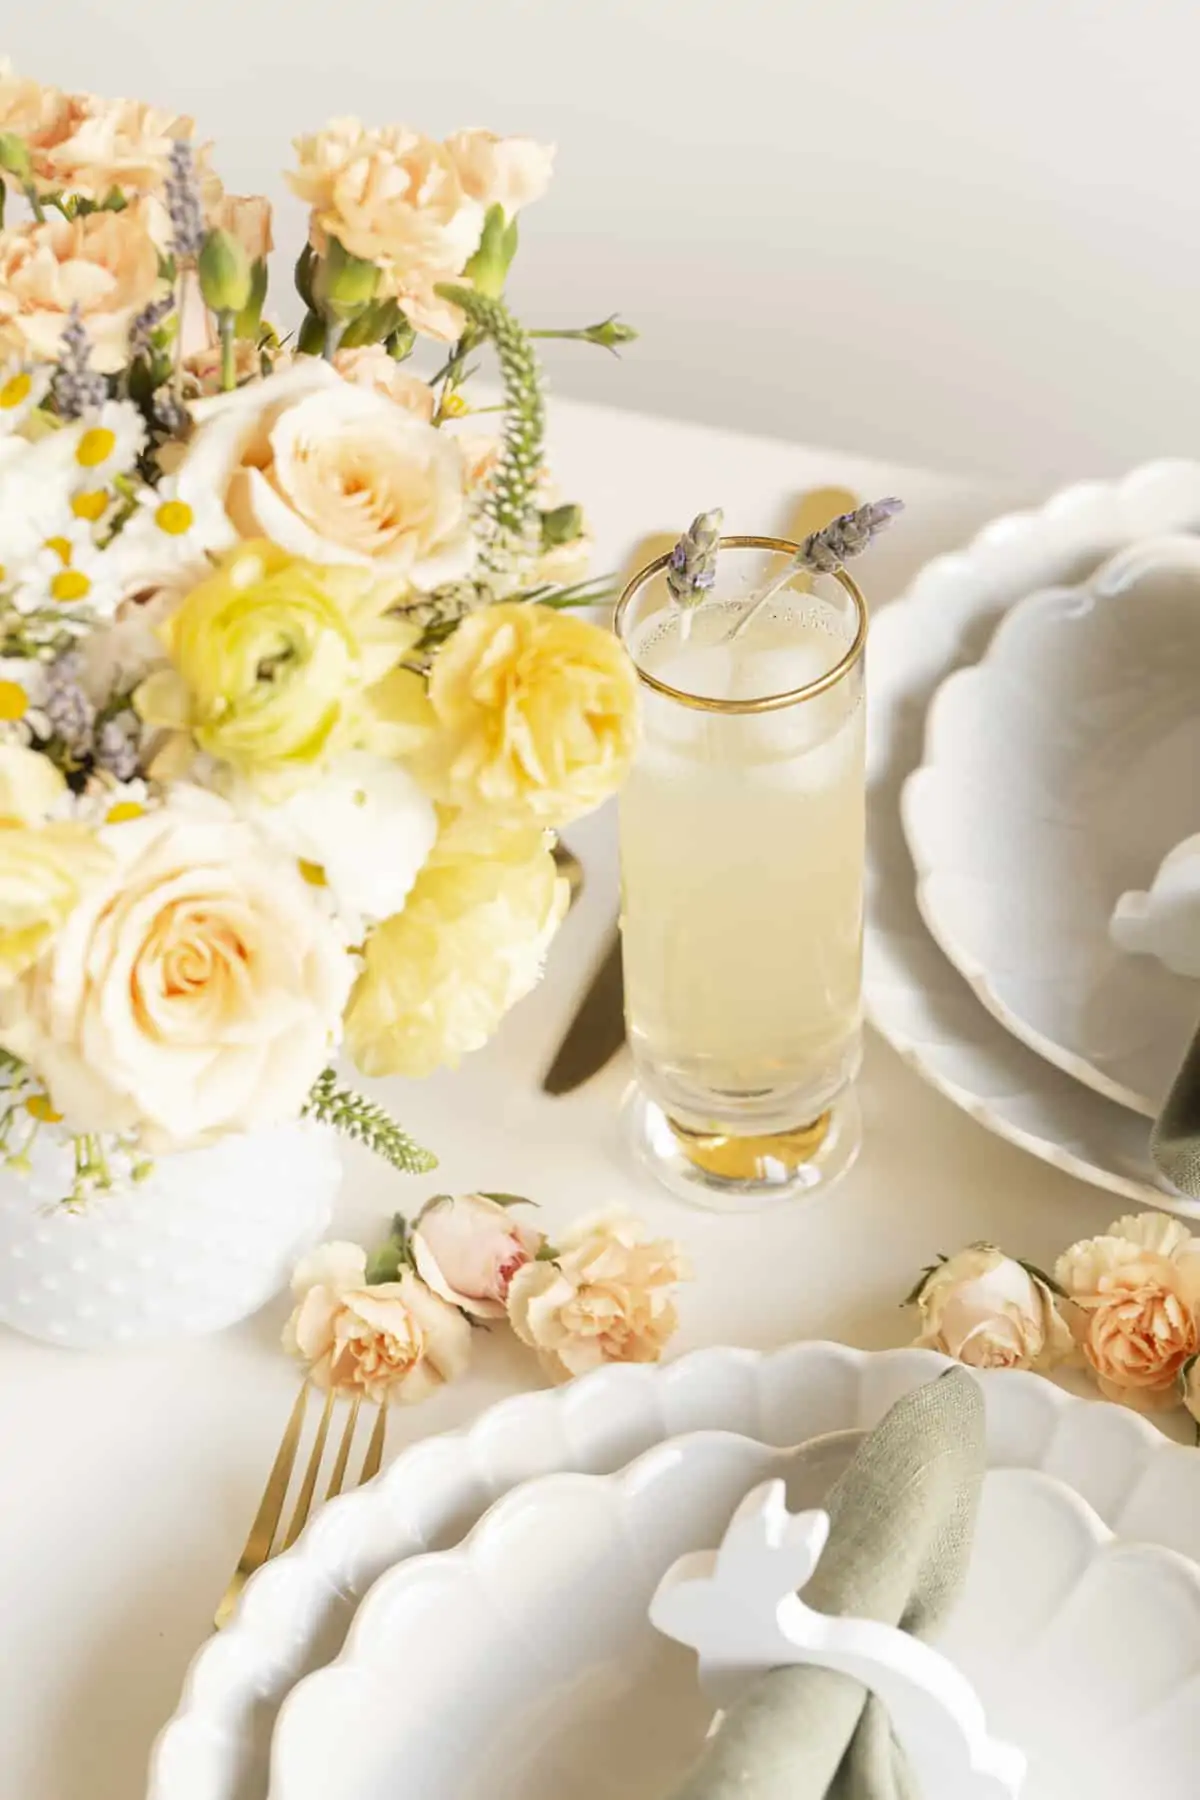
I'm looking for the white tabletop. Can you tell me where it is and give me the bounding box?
[0,398,1136,1800]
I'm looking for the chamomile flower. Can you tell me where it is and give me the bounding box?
[0,359,52,436]
[0,656,52,746]
[116,472,234,579]
[74,772,154,829]
[12,530,122,622]
[63,401,147,488]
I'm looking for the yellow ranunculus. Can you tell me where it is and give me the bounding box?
[420,602,640,827]
[344,816,568,1079]
[0,819,112,987]
[134,540,428,794]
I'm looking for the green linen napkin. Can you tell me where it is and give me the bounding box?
[665,1368,986,1800]
[1152,1029,1200,1196]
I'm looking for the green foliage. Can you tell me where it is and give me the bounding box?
[303,1068,437,1176]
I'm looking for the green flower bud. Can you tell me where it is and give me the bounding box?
[540,503,584,550]
[313,236,380,320]
[582,315,638,352]
[197,229,253,315]
[0,132,32,183]
[463,203,520,300]
[234,258,270,339]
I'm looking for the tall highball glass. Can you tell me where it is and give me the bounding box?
[615,536,867,1209]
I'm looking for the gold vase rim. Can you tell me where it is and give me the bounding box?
[614,533,868,714]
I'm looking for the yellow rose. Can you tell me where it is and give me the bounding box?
[421,602,640,827]
[287,117,482,278]
[0,815,112,987]
[344,819,568,1078]
[507,1208,690,1382]
[0,792,353,1147]
[0,199,166,373]
[34,98,220,205]
[134,539,426,794]
[444,129,555,217]
[179,359,474,585]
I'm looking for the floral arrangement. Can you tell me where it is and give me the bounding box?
[0,64,641,1206]
[907,1212,1200,1428]
[283,1198,691,1403]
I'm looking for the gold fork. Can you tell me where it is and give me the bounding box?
[215,1383,387,1630]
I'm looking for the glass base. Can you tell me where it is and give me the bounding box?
[622,1085,862,1212]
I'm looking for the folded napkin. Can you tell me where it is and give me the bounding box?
[665,1368,986,1800]
[1153,1028,1200,1195]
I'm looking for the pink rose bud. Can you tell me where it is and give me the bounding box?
[412,1192,542,1319]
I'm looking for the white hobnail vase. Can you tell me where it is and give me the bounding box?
[0,1119,341,1349]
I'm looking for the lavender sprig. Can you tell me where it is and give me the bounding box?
[165,139,205,261]
[666,509,723,609]
[128,293,175,361]
[43,652,96,760]
[727,495,904,641]
[52,307,107,419]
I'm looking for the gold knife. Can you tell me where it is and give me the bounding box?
[541,491,859,1096]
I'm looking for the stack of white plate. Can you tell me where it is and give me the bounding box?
[866,461,1200,1213]
[149,1343,1200,1800]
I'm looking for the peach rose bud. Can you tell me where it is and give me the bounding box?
[412,1192,542,1319]
[910,1244,1074,1373]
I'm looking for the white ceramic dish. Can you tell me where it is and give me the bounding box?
[866,459,1200,1210]
[270,1453,1200,1800]
[149,1341,1200,1800]
[903,536,1200,1119]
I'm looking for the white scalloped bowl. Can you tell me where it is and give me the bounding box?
[903,535,1200,1119]
[150,1345,1200,1800]
[269,1443,1200,1800]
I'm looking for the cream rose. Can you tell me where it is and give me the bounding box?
[283,1240,471,1405]
[412,1193,543,1319]
[911,1245,1074,1373]
[179,359,475,586]
[288,118,482,277]
[0,199,166,372]
[332,345,435,418]
[445,129,555,217]
[1057,1213,1200,1410]
[0,813,112,987]
[344,817,568,1079]
[0,790,354,1148]
[421,602,640,827]
[507,1208,689,1382]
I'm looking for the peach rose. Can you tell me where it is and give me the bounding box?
[910,1245,1074,1373]
[1057,1213,1200,1411]
[412,1192,543,1319]
[283,1240,471,1405]
[179,358,474,586]
[210,192,273,262]
[0,198,166,372]
[0,789,354,1148]
[445,129,555,217]
[34,98,219,205]
[332,344,435,418]
[288,117,482,279]
[507,1208,690,1382]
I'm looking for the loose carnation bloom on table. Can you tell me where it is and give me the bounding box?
[412,1192,543,1319]
[910,1244,1074,1373]
[1056,1213,1200,1411]
[507,1208,690,1381]
[284,1240,471,1405]
[421,602,640,828]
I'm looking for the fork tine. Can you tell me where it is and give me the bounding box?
[214,1381,309,1630]
[281,1384,336,1551]
[325,1393,362,1500]
[359,1401,388,1485]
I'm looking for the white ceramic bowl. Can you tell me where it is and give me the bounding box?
[866,459,1200,1207]
[149,1343,1200,1800]
[904,536,1200,1119]
[270,1444,1200,1800]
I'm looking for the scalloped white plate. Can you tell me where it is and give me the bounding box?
[904,535,1200,1118]
[149,1342,1200,1800]
[866,460,1200,1210]
[270,1452,1200,1800]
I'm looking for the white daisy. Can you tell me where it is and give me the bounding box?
[115,472,234,580]
[0,656,52,746]
[62,400,147,489]
[0,359,52,436]
[12,529,123,622]
[73,773,155,829]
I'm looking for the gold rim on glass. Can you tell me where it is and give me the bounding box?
[614,534,868,714]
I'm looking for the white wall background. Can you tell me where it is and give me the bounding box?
[7,0,1199,481]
